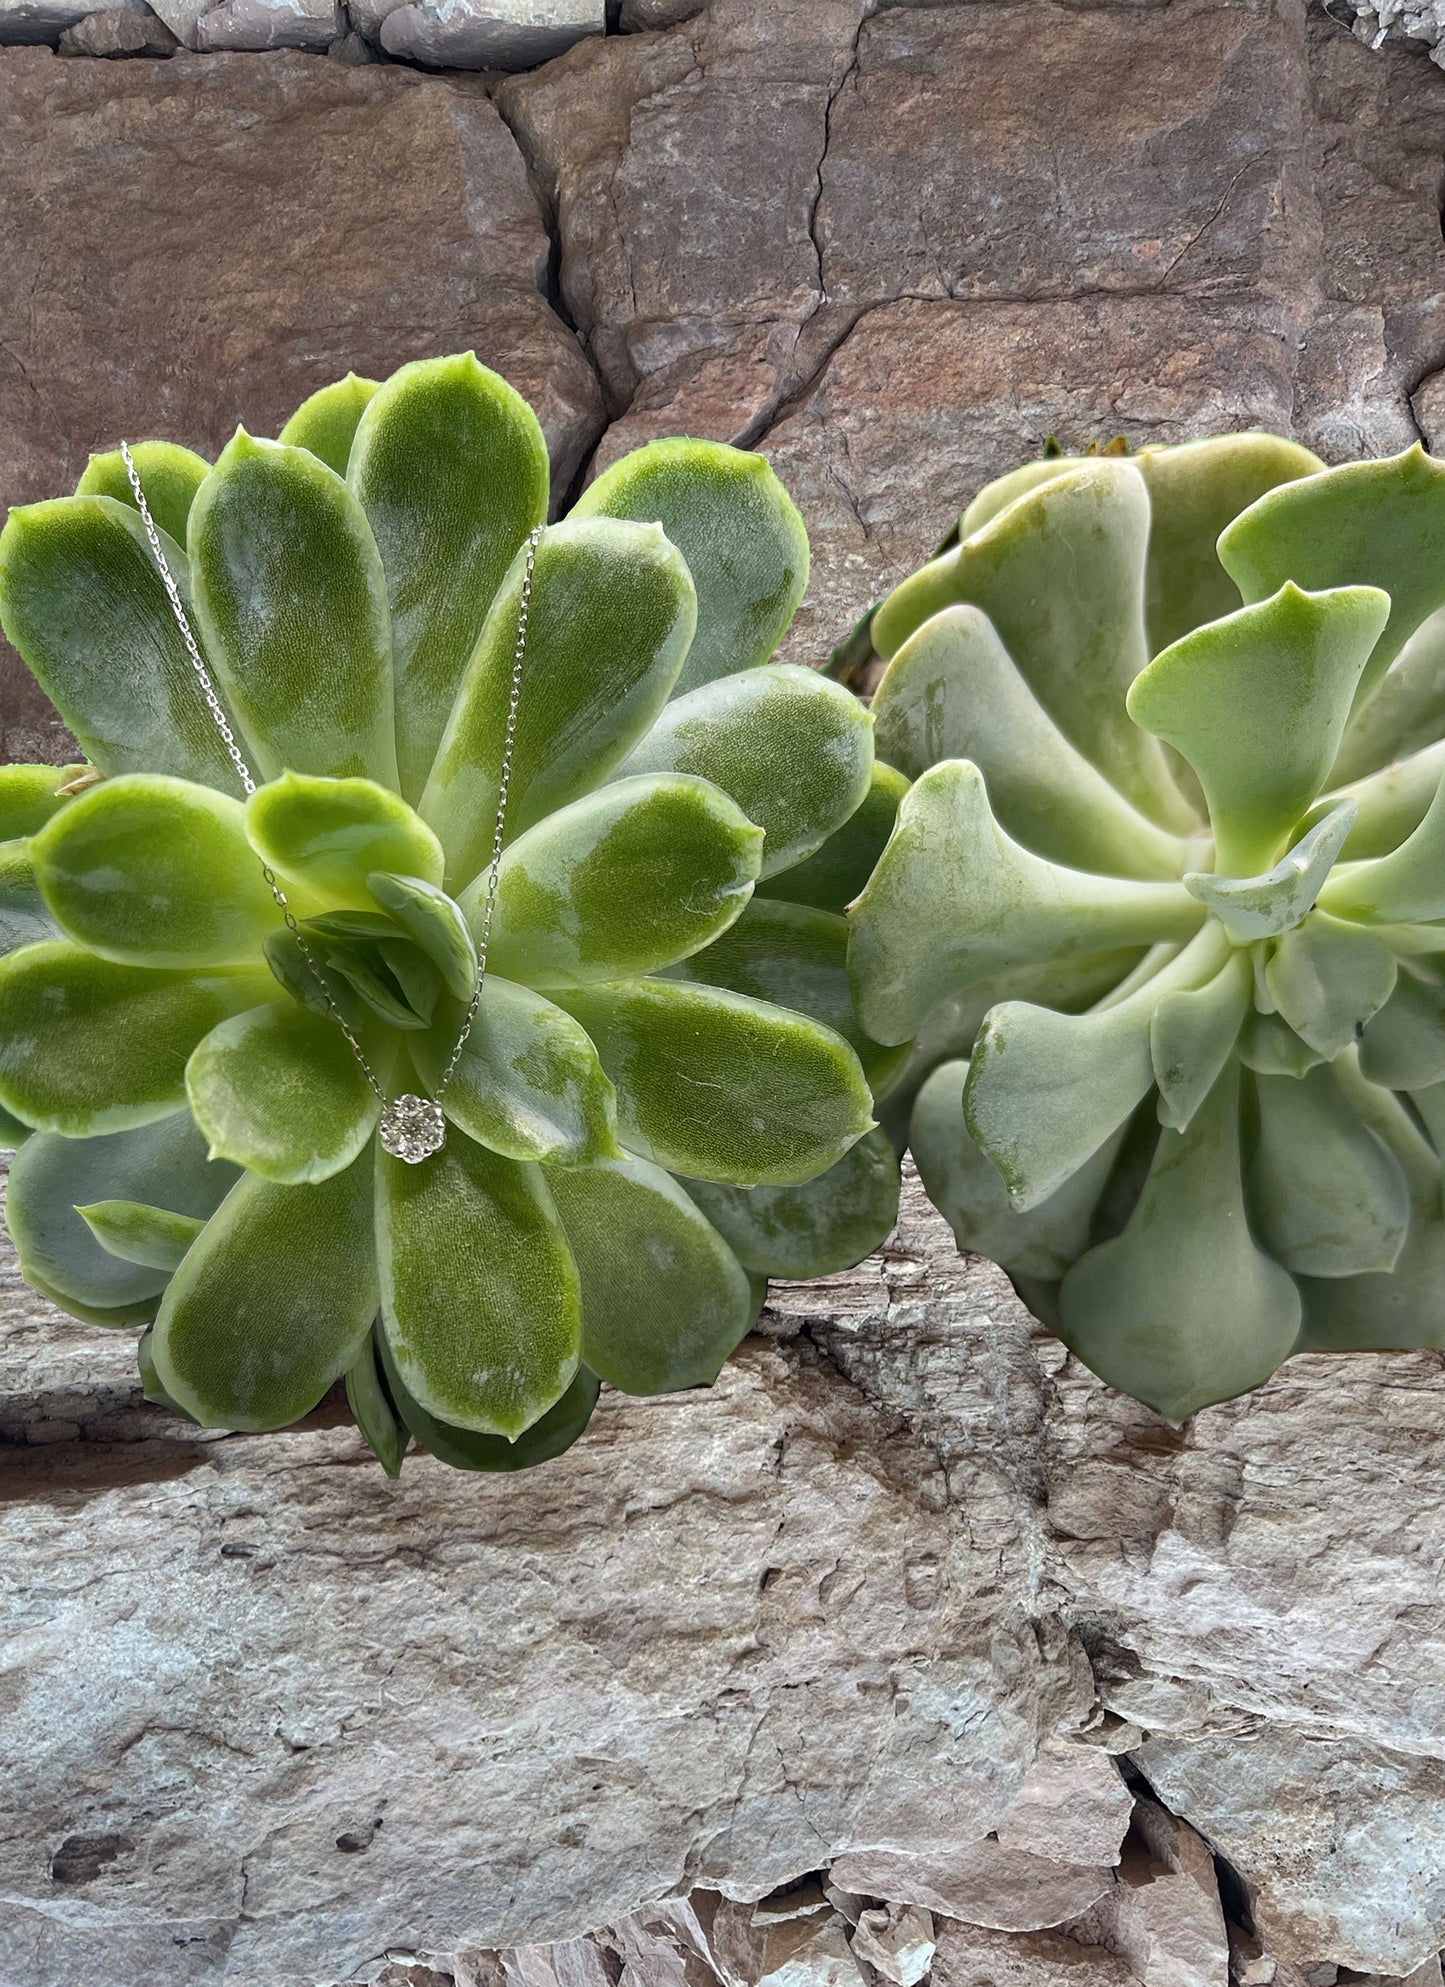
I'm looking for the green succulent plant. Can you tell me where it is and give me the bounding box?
[847,434,1445,1421]
[0,353,905,1472]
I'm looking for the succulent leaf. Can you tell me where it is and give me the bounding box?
[478,774,763,989]
[616,664,874,880]
[1248,1062,1409,1278]
[1319,768,1445,924]
[681,1125,901,1279]
[1127,584,1388,876]
[755,759,909,916]
[188,430,398,787]
[547,1152,754,1392]
[871,604,1191,879]
[1263,912,1397,1057]
[409,975,621,1166]
[872,461,1194,831]
[365,871,477,999]
[348,354,550,802]
[0,943,271,1135]
[280,373,379,478]
[344,1326,408,1477]
[246,772,445,908]
[1357,966,1445,1089]
[153,1151,378,1431]
[0,496,249,790]
[1057,1065,1303,1421]
[76,440,210,547]
[848,761,1203,1046]
[77,1200,207,1273]
[0,763,87,842]
[185,1000,381,1184]
[32,773,283,966]
[1219,444,1445,712]
[378,1326,601,1472]
[7,1109,235,1309]
[376,1128,581,1439]
[0,839,58,957]
[1150,948,1252,1132]
[423,517,697,887]
[573,437,808,697]
[556,977,875,1188]
[1182,801,1357,944]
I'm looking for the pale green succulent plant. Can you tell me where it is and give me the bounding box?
[0,354,905,1472]
[847,434,1445,1420]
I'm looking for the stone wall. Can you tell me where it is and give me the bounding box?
[6,4,1445,1984]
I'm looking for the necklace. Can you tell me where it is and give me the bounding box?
[119,440,540,1167]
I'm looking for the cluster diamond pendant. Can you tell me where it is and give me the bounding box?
[379,1094,447,1164]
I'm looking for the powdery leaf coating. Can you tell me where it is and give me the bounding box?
[0,353,897,1468]
[848,435,1445,1421]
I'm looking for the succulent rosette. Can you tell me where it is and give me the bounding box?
[0,354,903,1471]
[847,435,1445,1420]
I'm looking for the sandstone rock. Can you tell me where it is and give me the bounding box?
[378,0,605,71]
[1060,1799,1231,1987]
[991,1740,1133,1869]
[929,1917,1137,1987]
[1136,1732,1445,1976]
[618,0,702,26]
[195,0,340,49]
[0,0,124,40]
[828,1841,1113,1935]
[57,0,178,47]
[0,45,604,760]
[848,1904,935,1986]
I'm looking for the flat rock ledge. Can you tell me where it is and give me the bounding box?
[6,1171,1445,1986]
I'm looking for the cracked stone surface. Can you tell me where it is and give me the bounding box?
[5,5,1445,1982]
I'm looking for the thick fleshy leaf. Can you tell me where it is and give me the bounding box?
[1182,801,1357,943]
[323,937,432,1030]
[555,977,874,1187]
[32,773,281,966]
[1332,605,1445,784]
[0,495,248,789]
[964,928,1229,1210]
[1320,769,1445,925]
[871,606,1192,878]
[0,839,57,957]
[1126,584,1388,876]
[1219,444,1445,710]
[756,760,909,916]
[75,440,210,547]
[547,1152,753,1392]
[1264,911,1397,1058]
[1357,967,1445,1089]
[247,772,444,909]
[264,927,368,1030]
[1132,434,1323,656]
[870,461,1193,829]
[188,430,397,786]
[152,1152,378,1431]
[1150,948,1251,1132]
[0,764,86,842]
[1236,1009,1326,1077]
[379,1328,601,1472]
[913,1060,1127,1281]
[422,517,697,886]
[476,774,762,989]
[32,1276,159,1329]
[573,436,808,697]
[138,1326,199,1418]
[377,1128,581,1437]
[186,1000,380,1184]
[345,1328,408,1477]
[1057,1066,1301,1421]
[616,664,873,881]
[411,975,620,1165]
[959,457,1086,538]
[366,871,476,999]
[847,762,1203,1046]
[1325,738,1445,861]
[1248,1064,1409,1278]
[681,1125,900,1279]
[279,374,379,476]
[6,1109,236,1309]
[668,897,905,1093]
[349,354,550,802]
[0,943,271,1134]
[77,1199,205,1273]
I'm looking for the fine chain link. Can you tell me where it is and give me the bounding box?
[119,440,539,1114]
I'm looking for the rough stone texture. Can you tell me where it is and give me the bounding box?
[6,5,1445,1983]
[379,0,606,71]
[194,0,341,51]
[57,1,178,48]
[0,45,604,761]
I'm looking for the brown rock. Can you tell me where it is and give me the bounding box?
[930,1917,1137,1987]
[57,1,178,49]
[827,1840,1114,1935]
[848,1903,935,1986]
[0,45,604,758]
[992,1741,1133,1869]
[1062,1799,1230,1987]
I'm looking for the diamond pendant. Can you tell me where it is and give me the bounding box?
[379,1093,447,1164]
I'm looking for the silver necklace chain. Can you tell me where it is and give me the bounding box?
[119,440,539,1163]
